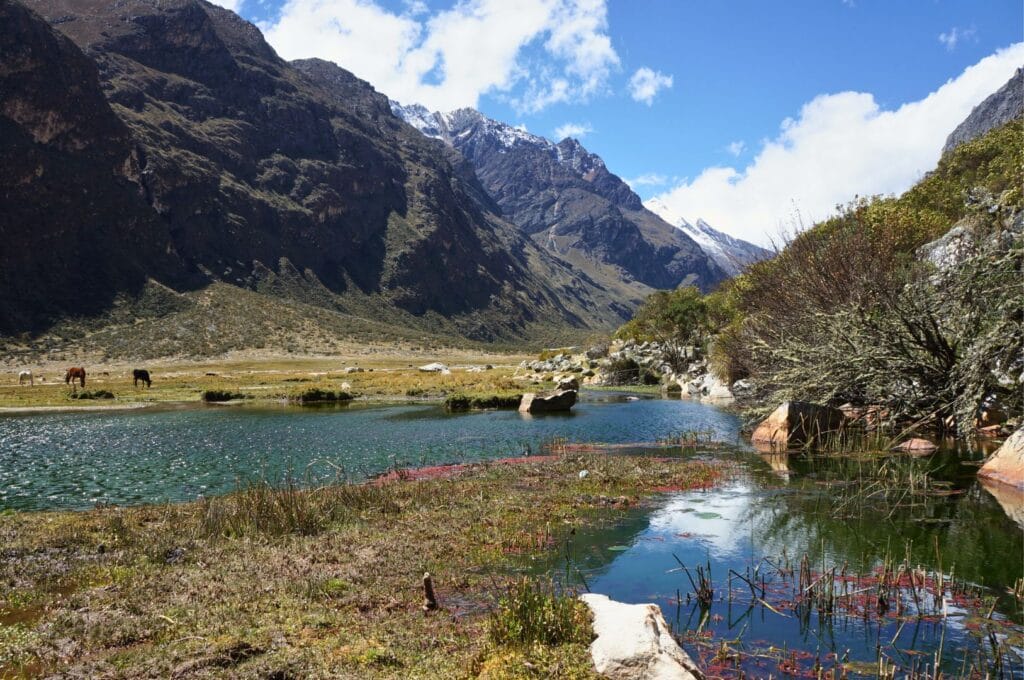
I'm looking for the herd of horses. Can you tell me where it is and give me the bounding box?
[16,368,151,388]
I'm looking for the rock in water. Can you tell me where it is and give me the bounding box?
[580,594,703,680]
[518,389,577,413]
[979,427,1024,489]
[751,401,845,450]
[893,438,939,455]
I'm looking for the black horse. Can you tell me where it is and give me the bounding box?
[132,369,152,388]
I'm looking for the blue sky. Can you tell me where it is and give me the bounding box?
[223,0,1023,243]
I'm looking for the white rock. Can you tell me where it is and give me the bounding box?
[418,362,449,373]
[580,594,703,680]
[578,470,589,479]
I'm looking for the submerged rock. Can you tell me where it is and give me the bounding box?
[518,389,577,413]
[979,426,1024,489]
[580,593,703,680]
[893,438,939,455]
[751,401,845,451]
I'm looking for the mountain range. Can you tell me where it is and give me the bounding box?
[0,0,775,353]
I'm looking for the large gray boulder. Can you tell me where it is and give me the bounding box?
[580,594,703,680]
[518,389,577,413]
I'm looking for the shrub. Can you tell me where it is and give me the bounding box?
[69,389,114,400]
[201,389,246,402]
[488,579,592,647]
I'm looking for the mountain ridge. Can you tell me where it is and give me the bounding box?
[1,0,638,347]
[391,102,727,291]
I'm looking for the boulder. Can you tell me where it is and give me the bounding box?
[580,594,703,680]
[731,379,753,394]
[418,362,449,373]
[751,401,846,450]
[518,389,577,413]
[893,438,939,455]
[557,377,580,391]
[979,427,1024,489]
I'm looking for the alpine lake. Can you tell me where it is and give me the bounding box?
[1,391,1021,677]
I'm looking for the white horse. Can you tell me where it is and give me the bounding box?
[18,370,33,386]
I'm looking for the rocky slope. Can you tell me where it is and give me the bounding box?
[645,198,772,276]
[942,67,1023,155]
[0,0,634,345]
[391,103,728,295]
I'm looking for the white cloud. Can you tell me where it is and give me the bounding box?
[648,44,1024,246]
[939,26,977,51]
[726,140,745,157]
[625,173,669,188]
[554,121,593,139]
[210,0,242,11]
[262,0,619,113]
[628,67,673,105]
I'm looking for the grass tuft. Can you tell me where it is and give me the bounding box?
[488,579,592,648]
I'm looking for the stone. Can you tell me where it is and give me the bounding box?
[418,362,449,373]
[731,379,753,394]
[580,594,703,680]
[751,401,846,450]
[979,426,1024,489]
[557,377,580,391]
[893,438,939,455]
[518,389,577,413]
[344,367,364,374]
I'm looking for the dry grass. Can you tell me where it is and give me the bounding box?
[0,353,533,409]
[0,454,722,678]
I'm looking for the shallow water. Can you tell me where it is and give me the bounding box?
[0,393,741,511]
[2,393,1020,675]
[543,448,1024,677]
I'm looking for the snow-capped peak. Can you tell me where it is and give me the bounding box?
[644,198,771,276]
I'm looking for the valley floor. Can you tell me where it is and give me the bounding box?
[0,349,536,410]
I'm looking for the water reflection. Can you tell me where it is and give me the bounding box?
[549,449,1024,676]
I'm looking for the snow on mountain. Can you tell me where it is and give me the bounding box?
[645,198,772,276]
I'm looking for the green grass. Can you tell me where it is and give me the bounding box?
[0,454,722,678]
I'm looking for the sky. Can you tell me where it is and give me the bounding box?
[218,0,1022,246]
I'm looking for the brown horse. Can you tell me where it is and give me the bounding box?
[65,367,86,387]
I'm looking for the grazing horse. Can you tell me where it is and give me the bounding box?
[65,367,86,387]
[133,369,152,388]
[18,370,33,386]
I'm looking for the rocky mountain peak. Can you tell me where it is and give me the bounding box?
[942,67,1023,156]
[644,198,772,277]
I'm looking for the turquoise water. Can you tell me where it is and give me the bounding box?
[0,393,742,511]
[2,393,1021,674]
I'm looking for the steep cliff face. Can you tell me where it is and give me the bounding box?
[392,104,727,293]
[943,68,1023,155]
[2,0,630,342]
[0,0,182,334]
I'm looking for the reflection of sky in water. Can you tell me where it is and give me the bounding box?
[560,467,1024,676]
[0,395,744,511]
